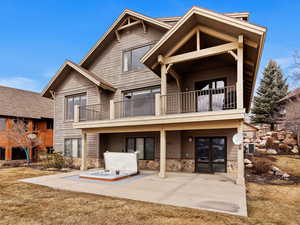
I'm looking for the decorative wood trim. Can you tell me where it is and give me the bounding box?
[164,42,238,65]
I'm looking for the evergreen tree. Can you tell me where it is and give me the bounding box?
[251,60,288,129]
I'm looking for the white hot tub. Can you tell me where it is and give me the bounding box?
[79,151,139,181]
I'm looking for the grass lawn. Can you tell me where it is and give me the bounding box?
[0,157,300,225]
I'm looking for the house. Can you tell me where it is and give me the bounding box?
[42,6,266,184]
[0,85,53,161]
[277,87,300,129]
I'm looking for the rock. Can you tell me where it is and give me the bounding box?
[244,138,251,143]
[279,143,289,152]
[273,140,280,144]
[245,163,253,168]
[266,131,272,136]
[283,138,297,146]
[266,137,274,149]
[275,170,284,176]
[61,168,72,172]
[271,166,281,172]
[278,134,285,141]
[46,167,57,171]
[266,149,277,154]
[282,173,290,180]
[259,139,267,147]
[291,146,299,154]
[271,132,278,140]
[244,159,252,164]
[256,148,267,153]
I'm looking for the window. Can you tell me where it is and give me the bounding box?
[123,44,153,72]
[0,147,5,160]
[46,120,53,129]
[126,137,155,160]
[0,118,6,131]
[64,138,82,158]
[195,78,227,112]
[123,87,160,117]
[65,94,87,120]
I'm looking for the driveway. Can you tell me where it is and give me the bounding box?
[21,170,247,216]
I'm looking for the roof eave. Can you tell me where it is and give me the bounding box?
[79,9,172,68]
[141,6,266,64]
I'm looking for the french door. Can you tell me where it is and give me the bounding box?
[195,137,227,173]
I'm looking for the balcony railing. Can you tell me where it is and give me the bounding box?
[76,85,237,122]
[79,103,109,122]
[114,95,156,119]
[161,85,236,115]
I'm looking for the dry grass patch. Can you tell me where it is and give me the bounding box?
[0,159,300,225]
[273,155,300,176]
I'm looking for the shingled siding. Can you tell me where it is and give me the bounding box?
[54,70,100,159]
[88,25,165,100]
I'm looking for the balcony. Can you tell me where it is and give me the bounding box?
[74,85,243,129]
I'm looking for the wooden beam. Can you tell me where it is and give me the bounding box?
[141,20,147,33]
[115,30,120,41]
[166,63,173,72]
[237,35,244,109]
[166,27,199,57]
[245,60,255,67]
[196,30,200,51]
[117,20,142,31]
[197,25,258,49]
[228,50,238,61]
[169,68,182,90]
[164,42,238,65]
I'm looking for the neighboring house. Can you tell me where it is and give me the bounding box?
[42,6,266,184]
[277,87,300,126]
[0,86,53,161]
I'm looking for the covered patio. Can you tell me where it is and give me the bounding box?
[21,170,247,216]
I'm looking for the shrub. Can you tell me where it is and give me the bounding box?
[43,152,68,169]
[252,158,272,175]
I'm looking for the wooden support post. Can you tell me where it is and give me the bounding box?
[5,146,12,160]
[236,122,245,185]
[161,64,167,114]
[81,132,88,171]
[237,35,244,109]
[161,64,167,96]
[155,93,161,116]
[159,129,166,178]
[109,100,115,120]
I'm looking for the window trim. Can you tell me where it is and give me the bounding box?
[64,93,87,122]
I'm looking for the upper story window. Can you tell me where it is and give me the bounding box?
[0,118,6,131]
[123,44,153,72]
[65,94,86,121]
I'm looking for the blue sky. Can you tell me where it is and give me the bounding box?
[0,0,299,92]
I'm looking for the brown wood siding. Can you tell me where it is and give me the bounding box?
[54,70,99,158]
[88,25,165,100]
[0,118,53,160]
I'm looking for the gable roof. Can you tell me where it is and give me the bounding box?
[42,60,116,98]
[279,87,300,103]
[141,6,266,112]
[79,9,172,68]
[0,85,53,119]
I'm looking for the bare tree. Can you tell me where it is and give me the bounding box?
[6,119,41,164]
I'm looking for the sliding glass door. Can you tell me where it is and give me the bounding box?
[195,137,227,173]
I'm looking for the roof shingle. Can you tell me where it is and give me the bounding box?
[0,85,53,119]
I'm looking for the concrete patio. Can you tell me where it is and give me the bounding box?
[20,170,247,216]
